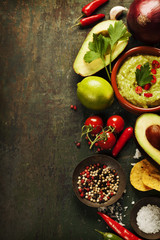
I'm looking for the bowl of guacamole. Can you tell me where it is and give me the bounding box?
[111,46,160,114]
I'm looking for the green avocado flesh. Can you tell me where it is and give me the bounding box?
[73,20,129,77]
[135,113,160,165]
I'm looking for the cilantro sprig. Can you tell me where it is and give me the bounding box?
[108,20,131,73]
[136,63,153,86]
[84,20,131,81]
[84,34,110,80]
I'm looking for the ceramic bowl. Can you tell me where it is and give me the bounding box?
[72,154,126,208]
[111,46,160,114]
[130,197,160,239]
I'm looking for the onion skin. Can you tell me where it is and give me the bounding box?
[127,0,160,44]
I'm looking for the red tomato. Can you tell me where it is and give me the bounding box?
[106,115,125,134]
[85,116,103,135]
[97,131,116,150]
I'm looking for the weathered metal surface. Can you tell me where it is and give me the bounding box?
[0,1,159,240]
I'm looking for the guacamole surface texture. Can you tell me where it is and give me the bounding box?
[117,55,160,108]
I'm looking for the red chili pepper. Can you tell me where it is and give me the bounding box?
[135,86,142,94]
[97,212,142,240]
[151,75,157,84]
[152,60,160,69]
[144,93,153,98]
[82,0,109,17]
[136,64,141,70]
[73,14,105,28]
[151,68,157,74]
[112,127,133,157]
[143,83,151,90]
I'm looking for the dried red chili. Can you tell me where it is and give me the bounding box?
[112,127,133,157]
[98,212,142,240]
[144,93,153,98]
[151,75,157,84]
[81,0,108,17]
[136,64,142,70]
[151,68,157,74]
[73,14,105,27]
[135,86,142,94]
[152,60,160,69]
[143,83,151,90]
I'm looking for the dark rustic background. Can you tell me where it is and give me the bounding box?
[0,0,159,240]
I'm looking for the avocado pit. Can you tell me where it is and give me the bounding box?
[135,113,160,165]
[146,125,160,151]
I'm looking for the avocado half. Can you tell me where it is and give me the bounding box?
[135,113,160,165]
[73,20,129,77]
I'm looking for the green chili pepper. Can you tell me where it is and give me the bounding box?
[95,229,123,240]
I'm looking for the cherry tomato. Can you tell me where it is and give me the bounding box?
[106,115,125,134]
[97,131,116,150]
[85,116,103,135]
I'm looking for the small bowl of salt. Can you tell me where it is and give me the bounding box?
[130,197,160,239]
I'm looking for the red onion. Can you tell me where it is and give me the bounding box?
[127,0,160,44]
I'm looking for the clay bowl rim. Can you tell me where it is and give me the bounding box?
[130,197,160,239]
[111,46,160,114]
[72,154,126,208]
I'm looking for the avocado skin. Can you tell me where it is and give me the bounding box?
[73,20,129,77]
[135,113,160,165]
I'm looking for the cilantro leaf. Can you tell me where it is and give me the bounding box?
[136,63,153,86]
[119,32,132,42]
[84,33,111,80]
[83,21,131,80]
[84,51,100,63]
[108,20,131,73]
[108,20,130,49]
[84,34,110,63]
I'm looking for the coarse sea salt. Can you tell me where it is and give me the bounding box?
[136,204,160,234]
[98,201,125,225]
[133,148,142,159]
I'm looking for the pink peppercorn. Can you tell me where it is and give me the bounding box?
[73,105,77,111]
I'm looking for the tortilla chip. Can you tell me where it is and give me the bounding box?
[130,159,152,191]
[142,162,160,191]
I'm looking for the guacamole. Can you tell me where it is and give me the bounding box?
[117,55,160,108]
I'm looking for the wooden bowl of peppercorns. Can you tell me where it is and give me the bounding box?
[72,154,126,208]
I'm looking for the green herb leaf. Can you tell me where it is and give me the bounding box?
[120,32,132,41]
[108,20,130,49]
[83,51,100,63]
[83,21,131,80]
[84,34,110,63]
[136,63,153,86]
[108,20,131,73]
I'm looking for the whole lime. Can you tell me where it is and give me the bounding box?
[77,76,114,110]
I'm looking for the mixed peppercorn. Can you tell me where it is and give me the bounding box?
[77,163,120,203]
